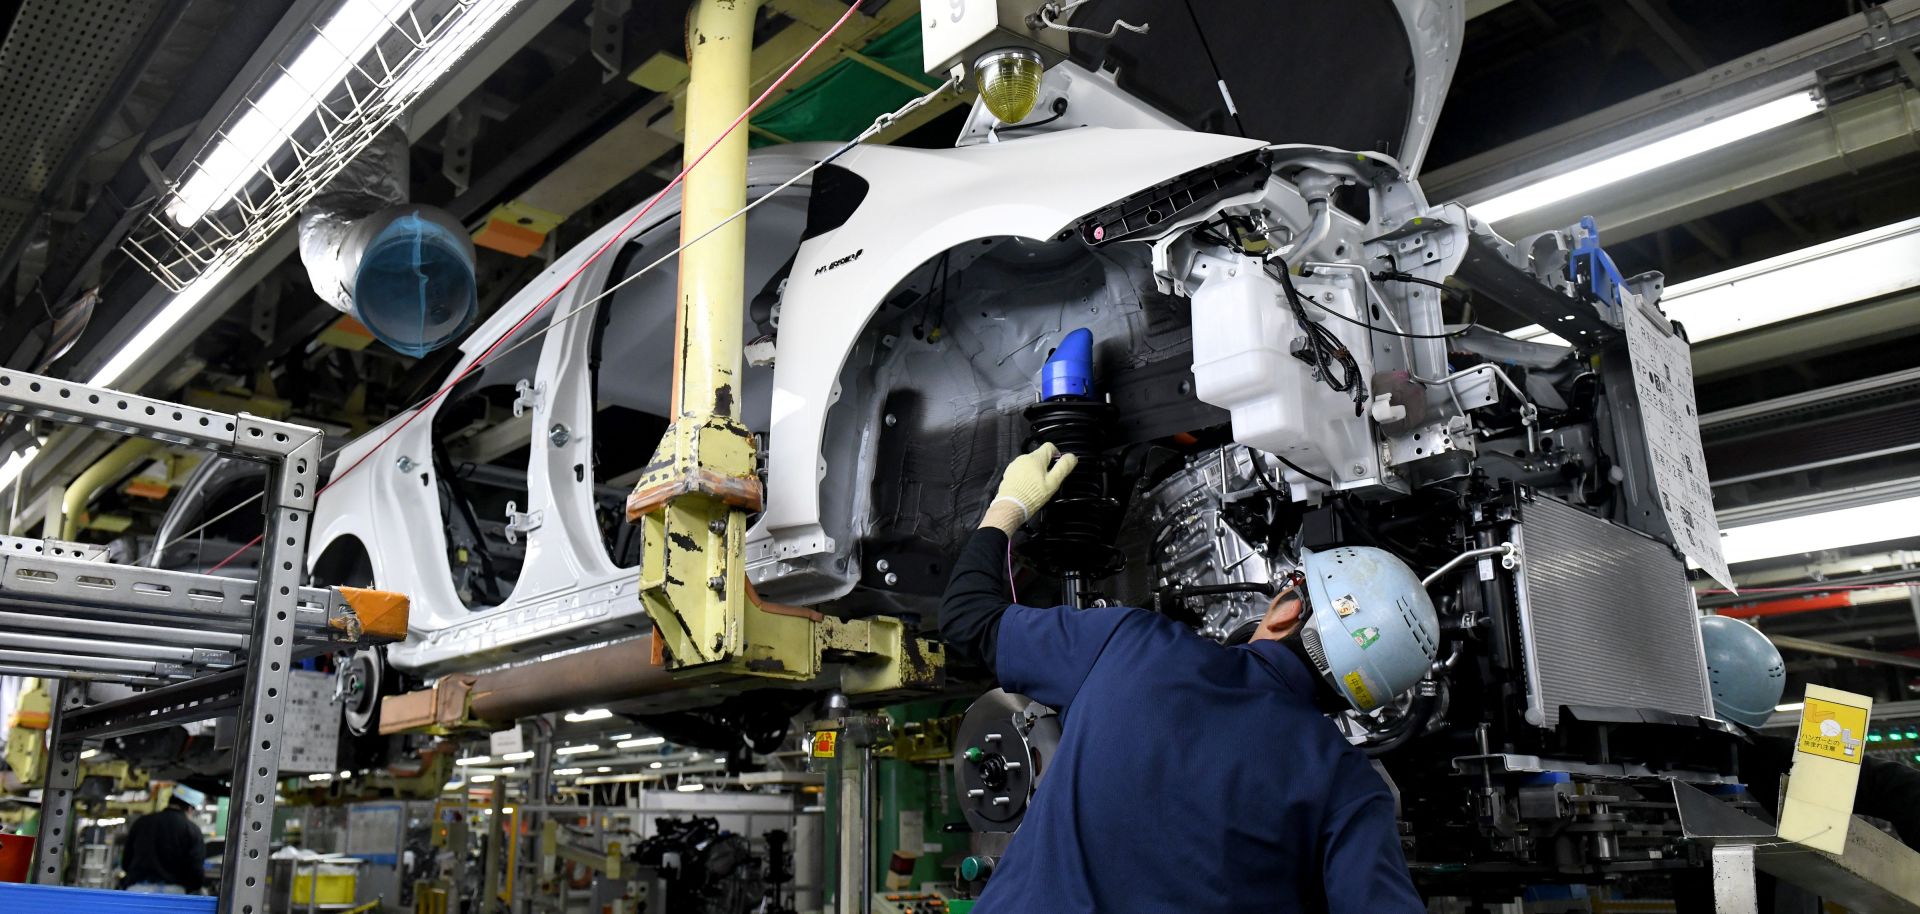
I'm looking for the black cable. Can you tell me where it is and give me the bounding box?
[1370,269,1478,332]
[1000,97,1069,133]
[1179,0,1247,137]
[1266,256,1366,415]
[1243,445,1283,495]
[1273,452,1333,487]
[1298,292,1469,340]
[1370,270,1465,302]
[1164,582,1280,599]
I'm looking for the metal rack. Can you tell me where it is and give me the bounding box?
[0,366,398,914]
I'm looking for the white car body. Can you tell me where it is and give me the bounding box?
[309,0,1466,675]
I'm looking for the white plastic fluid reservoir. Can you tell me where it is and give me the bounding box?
[1189,258,1375,484]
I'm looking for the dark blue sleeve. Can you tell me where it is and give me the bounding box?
[993,603,1136,710]
[1322,788,1423,914]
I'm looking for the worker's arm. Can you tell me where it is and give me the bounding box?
[939,526,1016,669]
[944,443,1136,706]
[1322,784,1424,914]
[939,522,1135,708]
[939,444,1077,669]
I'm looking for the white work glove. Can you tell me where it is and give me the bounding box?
[981,443,1079,534]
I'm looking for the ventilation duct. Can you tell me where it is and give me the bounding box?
[296,127,476,356]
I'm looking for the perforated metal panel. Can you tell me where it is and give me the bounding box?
[0,0,162,247]
[1511,495,1713,729]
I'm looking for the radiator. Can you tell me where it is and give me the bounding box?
[1511,495,1713,729]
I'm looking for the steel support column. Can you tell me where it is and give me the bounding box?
[217,420,321,912]
[30,681,84,885]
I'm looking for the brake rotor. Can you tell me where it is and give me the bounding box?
[338,647,388,737]
[954,688,1061,833]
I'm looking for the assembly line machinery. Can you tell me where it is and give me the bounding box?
[0,366,407,913]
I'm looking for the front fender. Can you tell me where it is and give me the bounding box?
[751,128,1263,599]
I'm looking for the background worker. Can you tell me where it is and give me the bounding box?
[939,443,1434,913]
[120,782,208,894]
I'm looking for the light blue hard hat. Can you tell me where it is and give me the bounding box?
[168,782,207,809]
[1699,615,1785,729]
[1297,546,1440,715]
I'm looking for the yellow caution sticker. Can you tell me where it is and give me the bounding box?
[1796,695,1869,764]
[811,731,837,760]
[1344,671,1378,711]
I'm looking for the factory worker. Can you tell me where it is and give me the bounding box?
[939,443,1428,914]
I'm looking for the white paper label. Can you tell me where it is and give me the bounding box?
[490,725,526,756]
[279,669,340,774]
[1623,301,1733,590]
[898,809,925,854]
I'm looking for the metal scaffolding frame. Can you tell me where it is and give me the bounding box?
[0,365,335,914]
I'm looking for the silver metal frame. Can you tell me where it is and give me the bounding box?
[0,366,325,914]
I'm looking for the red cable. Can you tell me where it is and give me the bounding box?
[1701,581,1920,596]
[208,0,867,575]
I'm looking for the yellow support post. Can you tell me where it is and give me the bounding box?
[60,437,160,540]
[626,0,944,697]
[628,0,769,679]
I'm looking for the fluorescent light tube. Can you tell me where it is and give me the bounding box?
[554,743,599,755]
[1774,702,1804,713]
[101,0,524,387]
[676,782,705,792]
[169,0,525,228]
[1720,494,1920,565]
[1472,92,1820,224]
[564,708,613,722]
[470,774,495,783]
[500,750,534,761]
[0,445,38,495]
[553,767,583,776]
[617,736,666,749]
[1660,215,1920,341]
[455,755,491,766]
[88,262,236,388]
[169,0,413,227]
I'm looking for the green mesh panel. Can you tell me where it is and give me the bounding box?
[749,18,938,147]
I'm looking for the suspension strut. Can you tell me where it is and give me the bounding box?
[1019,328,1124,606]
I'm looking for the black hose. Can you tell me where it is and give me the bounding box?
[1362,686,1439,758]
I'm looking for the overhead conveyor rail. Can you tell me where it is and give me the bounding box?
[0,365,409,914]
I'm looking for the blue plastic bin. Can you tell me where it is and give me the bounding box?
[0,883,217,913]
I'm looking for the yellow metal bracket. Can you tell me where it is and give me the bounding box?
[540,820,623,882]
